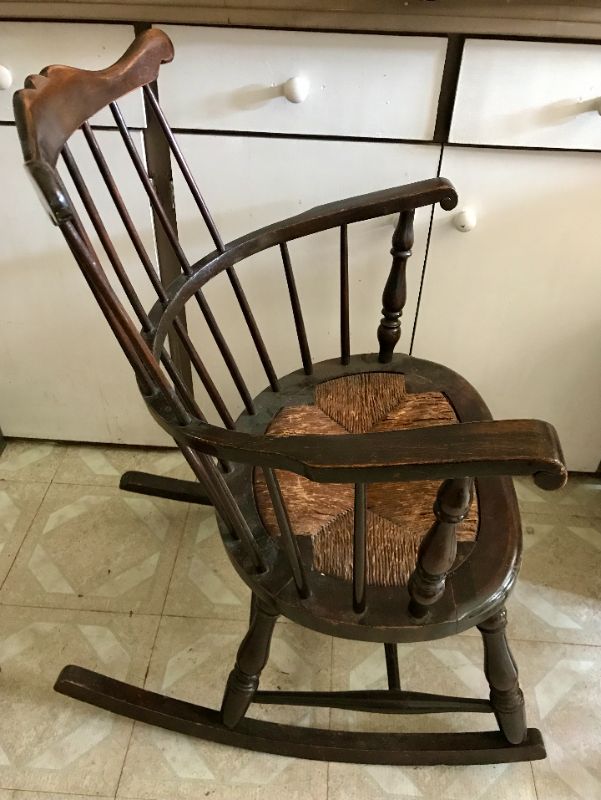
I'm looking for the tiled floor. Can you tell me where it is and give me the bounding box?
[0,438,599,800]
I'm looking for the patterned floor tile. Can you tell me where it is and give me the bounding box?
[0,483,188,613]
[505,514,601,646]
[0,481,48,585]
[516,639,601,800]
[328,636,536,799]
[163,506,251,621]
[0,604,158,796]
[515,475,601,519]
[117,616,331,800]
[0,441,66,483]
[54,444,193,488]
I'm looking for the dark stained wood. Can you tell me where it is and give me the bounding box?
[143,83,225,253]
[109,100,247,424]
[384,643,401,690]
[352,482,367,614]
[478,608,527,745]
[139,81,194,394]
[262,467,309,598]
[221,598,278,729]
[14,27,568,767]
[408,477,474,620]
[55,665,547,766]
[253,687,491,714]
[281,242,312,375]
[119,470,212,505]
[176,416,567,489]
[340,224,350,365]
[378,209,415,363]
[13,29,173,167]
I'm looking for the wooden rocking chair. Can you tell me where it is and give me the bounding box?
[14,29,567,766]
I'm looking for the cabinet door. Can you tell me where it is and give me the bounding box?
[170,135,442,423]
[412,147,601,471]
[0,127,169,445]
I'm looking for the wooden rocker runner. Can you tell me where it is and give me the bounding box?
[14,29,567,766]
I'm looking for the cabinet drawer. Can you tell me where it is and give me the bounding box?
[157,26,446,140]
[0,22,144,127]
[451,39,601,150]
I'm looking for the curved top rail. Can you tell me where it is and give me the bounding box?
[149,177,459,353]
[13,29,174,167]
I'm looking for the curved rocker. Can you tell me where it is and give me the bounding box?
[55,664,545,766]
[15,27,567,769]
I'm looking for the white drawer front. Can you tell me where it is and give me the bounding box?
[0,22,144,127]
[157,26,446,139]
[451,39,601,149]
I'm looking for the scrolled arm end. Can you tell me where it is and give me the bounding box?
[533,464,568,491]
[440,190,458,211]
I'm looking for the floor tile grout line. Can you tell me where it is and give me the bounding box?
[113,504,192,799]
[530,760,541,800]
[0,785,116,798]
[0,479,53,594]
[1,598,600,649]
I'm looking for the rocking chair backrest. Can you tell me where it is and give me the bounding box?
[13,28,566,618]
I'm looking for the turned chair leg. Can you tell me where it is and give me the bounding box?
[478,607,527,745]
[221,595,278,729]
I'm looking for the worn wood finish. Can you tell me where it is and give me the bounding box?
[119,470,212,505]
[55,664,547,765]
[14,29,173,167]
[221,598,279,728]
[352,482,367,614]
[384,643,401,690]
[408,477,474,620]
[478,607,527,745]
[14,28,567,766]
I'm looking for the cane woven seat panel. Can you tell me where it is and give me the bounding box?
[254,372,480,588]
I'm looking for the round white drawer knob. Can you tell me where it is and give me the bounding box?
[0,65,13,91]
[283,75,310,104]
[453,208,477,233]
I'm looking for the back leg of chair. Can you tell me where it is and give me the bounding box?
[221,595,279,728]
[478,607,527,745]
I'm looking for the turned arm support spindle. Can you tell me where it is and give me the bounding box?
[377,209,415,363]
[408,477,474,621]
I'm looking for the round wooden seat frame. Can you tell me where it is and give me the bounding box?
[14,29,567,767]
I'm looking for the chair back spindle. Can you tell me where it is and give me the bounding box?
[280,242,312,375]
[340,224,350,365]
[352,483,367,614]
[377,209,415,363]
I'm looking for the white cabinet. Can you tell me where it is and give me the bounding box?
[452,38,601,150]
[171,134,442,423]
[0,127,170,445]
[412,147,601,471]
[0,22,144,127]
[158,26,446,139]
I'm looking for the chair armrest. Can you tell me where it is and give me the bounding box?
[183,177,458,280]
[280,177,458,236]
[177,418,567,490]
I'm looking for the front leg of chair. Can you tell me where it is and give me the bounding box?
[221,595,279,729]
[478,608,527,745]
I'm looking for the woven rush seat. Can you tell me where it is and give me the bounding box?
[254,372,480,587]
